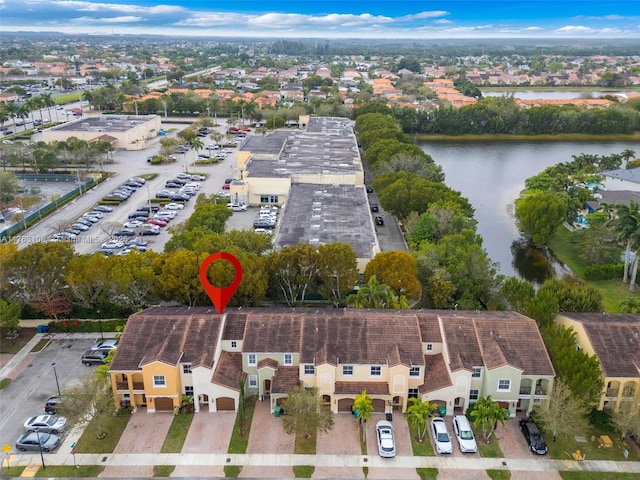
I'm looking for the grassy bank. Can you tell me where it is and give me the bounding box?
[414,133,640,142]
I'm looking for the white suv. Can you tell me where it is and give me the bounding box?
[431,417,453,454]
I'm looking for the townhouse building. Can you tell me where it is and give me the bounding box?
[555,312,640,413]
[109,308,554,417]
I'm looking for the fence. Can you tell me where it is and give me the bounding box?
[0,177,95,241]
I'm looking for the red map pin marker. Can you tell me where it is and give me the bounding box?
[199,252,243,314]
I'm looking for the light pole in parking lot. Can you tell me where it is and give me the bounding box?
[51,362,61,396]
[35,429,46,470]
[97,309,104,340]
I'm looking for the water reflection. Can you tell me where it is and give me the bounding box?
[511,239,575,285]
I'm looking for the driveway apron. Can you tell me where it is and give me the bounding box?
[313,413,364,479]
[365,413,419,480]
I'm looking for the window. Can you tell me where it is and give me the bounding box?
[231,340,237,349]
[182,364,192,374]
[248,375,258,388]
[370,365,381,377]
[409,366,421,377]
[248,354,257,366]
[472,367,482,378]
[342,365,354,376]
[469,389,479,401]
[153,375,166,387]
[284,353,293,365]
[304,365,315,376]
[184,386,194,396]
[260,195,279,204]
[408,388,419,399]
[498,379,511,392]
[426,343,433,351]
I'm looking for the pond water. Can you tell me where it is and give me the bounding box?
[417,140,640,280]
[482,90,634,100]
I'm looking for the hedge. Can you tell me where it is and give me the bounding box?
[583,263,624,281]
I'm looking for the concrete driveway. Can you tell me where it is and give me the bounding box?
[171,411,236,477]
[314,413,363,479]
[99,408,173,478]
[239,399,294,478]
[365,413,418,480]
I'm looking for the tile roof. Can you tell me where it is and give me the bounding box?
[222,311,247,340]
[558,313,640,378]
[421,354,452,394]
[271,366,301,394]
[416,311,442,344]
[334,381,389,395]
[257,358,279,369]
[211,351,245,390]
[109,307,223,371]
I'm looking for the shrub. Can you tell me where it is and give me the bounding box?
[583,263,624,281]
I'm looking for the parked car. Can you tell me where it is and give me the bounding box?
[370,203,379,212]
[169,193,190,202]
[43,395,62,414]
[24,415,68,434]
[15,432,60,452]
[221,183,230,190]
[114,229,136,237]
[452,415,477,453]
[165,181,183,189]
[431,418,453,454]
[75,218,93,227]
[519,418,548,455]
[71,223,89,231]
[93,205,113,212]
[228,203,248,212]
[375,216,384,226]
[130,177,146,184]
[123,220,143,229]
[176,173,191,180]
[101,240,124,249]
[164,203,184,210]
[90,339,118,351]
[155,191,172,199]
[128,212,149,220]
[140,228,160,236]
[147,218,167,227]
[81,350,109,366]
[190,174,206,181]
[375,420,396,458]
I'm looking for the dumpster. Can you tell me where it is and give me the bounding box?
[385,412,393,422]
[36,325,49,333]
[438,406,446,417]
[274,405,282,417]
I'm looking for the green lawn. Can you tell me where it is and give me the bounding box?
[153,465,175,477]
[477,436,504,458]
[407,421,435,456]
[0,327,36,354]
[160,413,193,453]
[223,465,242,477]
[416,467,438,480]
[34,465,103,477]
[227,396,256,454]
[293,465,315,478]
[75,414,130,453]
[560,473,640,480]
[294,428,316,454]
[547,430,639,461]
[486,470,511,480]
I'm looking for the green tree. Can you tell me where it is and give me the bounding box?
[108,252,159,310]
[537,278,603,313]
[268,244,320,306]
[469,396,509,442]
[65,254,114,310]
[0,299,21,340]
[153,251,208,307]
[533,379,589,442]
[611,405,640,441]
[610,201,640,287]
[404,397,438,442]
[281,386,334,440]
[501,277,535,313]
[316,242,359,307]
[541,323,604,405]
[523,289,559,327]
[515,192,567,247]
[346,275,408,309]
[353,390,374,443]
[0,171,21,207]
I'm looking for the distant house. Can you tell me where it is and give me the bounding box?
[601,168,640,192]
[555,313,640,413]
[109,308,554,416]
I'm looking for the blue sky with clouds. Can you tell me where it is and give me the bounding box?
[1,1,639,38]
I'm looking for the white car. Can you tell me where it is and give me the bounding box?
[431,418,453,454]
[452,415,478,453]
[101,240,124,249]
[228,203,248,212]
[164,203,184,210]
[71,223,89,231]
[217,191,231,198]
[190,174,206,181]
[205,144,220,150]
[124,220,143,228]
[90,339,118,351]
[24,415,68,434]
[375,420,396,458]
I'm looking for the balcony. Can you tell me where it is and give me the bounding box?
[116,381,145,392]
[622,389,636,398]
[606,388,619,398]
[535,386,548,396]
[519,386,532,395]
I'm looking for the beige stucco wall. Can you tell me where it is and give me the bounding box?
[244,176,291,206]
[483,365,522,415]
[141,361,181,412]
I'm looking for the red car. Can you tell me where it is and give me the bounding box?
[146,218,167,227]
[222,184,230,190]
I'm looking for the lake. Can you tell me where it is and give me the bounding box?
[482,90,634,100]
[418,140,640,279]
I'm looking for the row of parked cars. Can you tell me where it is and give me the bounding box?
[253,205,279,233]
[102,176,147,203]
[52,205,113,241]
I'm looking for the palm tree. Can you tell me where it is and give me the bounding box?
[621,149,636,167]
[346,275,408,309]
[611,201,640,285]
[469,395,509,443]
[353,390,373,443]
[404,397,438,442]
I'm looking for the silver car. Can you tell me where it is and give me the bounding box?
[24,414,68,434]
[453,415,478,453]
[16,432,60,452]
[375,420,396,458]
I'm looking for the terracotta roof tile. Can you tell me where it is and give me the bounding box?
[211,351,245,390]
[257,358,278,369]
[334,381,389,395]
[271,366,301,394]
[558,313,640,378]
[222,311,247,340]
[416,311,442,343]
[421,354,452,393]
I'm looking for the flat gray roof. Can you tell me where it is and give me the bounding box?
[50,114,158,133]
[276,183,376,258]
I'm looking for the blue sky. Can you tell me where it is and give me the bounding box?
[1,1,639,38]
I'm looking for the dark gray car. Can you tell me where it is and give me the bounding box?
[16,432,60,452]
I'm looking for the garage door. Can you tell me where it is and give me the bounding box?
[216,397,235,411]
[155,397,174,411]
[338,398,354,412]
[372,399,385,412]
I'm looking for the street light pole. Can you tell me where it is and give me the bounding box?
[97,309,103,340]
[35,429,45,470]
[51,363,60,396]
